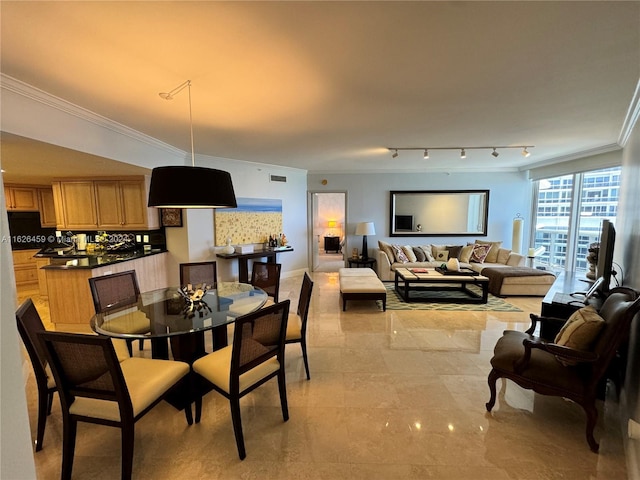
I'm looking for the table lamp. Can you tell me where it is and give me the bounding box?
[355,222,376,260]
[328,220,337,236]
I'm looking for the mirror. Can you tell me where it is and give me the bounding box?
[390,190,489,236]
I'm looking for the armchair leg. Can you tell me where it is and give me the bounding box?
[486,369,499,412]
[583,402,600,453]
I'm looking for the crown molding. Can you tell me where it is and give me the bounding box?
[519,143,622,171]
[0,73,184,157]
[619,77,640,147]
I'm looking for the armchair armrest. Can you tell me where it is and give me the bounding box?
[514,337,599,373]
[526,313,567,338]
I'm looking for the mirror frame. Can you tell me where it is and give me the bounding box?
[389,190,489,237]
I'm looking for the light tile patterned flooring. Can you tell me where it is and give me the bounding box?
[18,272,627,479]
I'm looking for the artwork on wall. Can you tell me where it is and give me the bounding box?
[160,208,183,227]
[214,197,283,246]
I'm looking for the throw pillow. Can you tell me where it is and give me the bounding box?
[413,246,426,262]
[391,244,410,263]
[402,245,417,262]
[459,245,474,263]
[378,240,395,263]
[446,245,463,260]
[495,248,511,265]
[554,306,605,366]
[419,245,436,262]
[435,250,449,262]
[475,240,503,263]
[470,243,492,263]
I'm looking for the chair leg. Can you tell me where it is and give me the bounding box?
[583,402,600,453]
[301,340,310,380]
[230,398,246,460]
[35,387,49,451]
[195,396,202,424]
[47,390,54,415]
[125,340,134,357]
[61,416,77,480]
[278,369,289,421]
[121,422,135,480]
[138,339,144,351]
[486,369,499,412]
[184,403,193,426]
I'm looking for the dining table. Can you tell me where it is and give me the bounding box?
[91,282,269,417]
[90,281,269,364]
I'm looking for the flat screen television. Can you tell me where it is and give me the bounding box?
[394,215,413,231]
[579,219,616,302]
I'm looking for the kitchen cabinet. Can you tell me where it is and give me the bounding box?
[95,179,158,229]
[53,176,159,230]
[12,249,39,287]
[38,187,57,227]
[4,185,39,211]
[35,257,50,296]
[53,180,98,230]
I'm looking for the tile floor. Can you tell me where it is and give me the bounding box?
[18,271,628,479]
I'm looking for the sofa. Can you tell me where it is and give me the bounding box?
[375,240,556,297]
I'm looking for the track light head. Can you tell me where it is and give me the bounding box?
[492,148,499,158]
[522,147,531,157]
[423,149,429,159]
[159,92,174,100]
[460,148,466,159]
[391,149,398,159]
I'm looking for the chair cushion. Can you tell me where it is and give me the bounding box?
[69,358,189,422]
[111,339,131,363]
[285,314,302,341]
[45,363,56,389]
[101,310,150,334]
[554,306,605,365]
[193,345,280,394]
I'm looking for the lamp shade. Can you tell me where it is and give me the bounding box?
[328,220,337,228]
[355,222,376,236]
[148,166,237,208]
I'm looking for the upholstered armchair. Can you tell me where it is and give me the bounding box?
[486,287,640,452]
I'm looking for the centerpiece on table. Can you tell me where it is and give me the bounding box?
[178,283,213,318]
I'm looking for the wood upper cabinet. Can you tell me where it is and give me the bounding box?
[54,176,159,230]
[38,187,57,227]
[55,180,98,230]
[4,185,39,211]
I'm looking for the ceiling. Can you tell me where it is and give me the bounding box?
[1,1,639,184]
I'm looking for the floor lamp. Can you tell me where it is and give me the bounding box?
[355,222,376,260]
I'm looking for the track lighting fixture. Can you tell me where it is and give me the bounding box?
[387,145,534,159]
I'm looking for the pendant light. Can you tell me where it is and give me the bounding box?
[148,80,237,209]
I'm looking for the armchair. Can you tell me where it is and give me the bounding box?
[486,287,640,453]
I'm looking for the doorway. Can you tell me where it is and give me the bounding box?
[309,192,346,272]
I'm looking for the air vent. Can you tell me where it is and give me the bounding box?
[270,174,287,183]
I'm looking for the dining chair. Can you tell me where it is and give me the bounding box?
[285,273,314,380]
[250,261,282,305]
[179,261,217,289]
[192,300,291,460]
[16,298,58,452]
[38,330,191,480]
[88,270,148,355]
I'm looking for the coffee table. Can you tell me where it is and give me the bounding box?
[394,267,489,304]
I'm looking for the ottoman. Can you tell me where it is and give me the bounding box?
[339,268,386,311]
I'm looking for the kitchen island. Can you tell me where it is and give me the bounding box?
[38,249,170,329]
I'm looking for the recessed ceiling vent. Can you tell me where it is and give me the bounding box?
[270,174,287,183]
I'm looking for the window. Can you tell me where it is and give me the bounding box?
[532,167,620,273]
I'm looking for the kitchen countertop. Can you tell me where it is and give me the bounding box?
[38,248,167,269]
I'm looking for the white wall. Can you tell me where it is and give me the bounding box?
[308,171,532,255]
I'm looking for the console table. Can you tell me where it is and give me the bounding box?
[217,246,293,283]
